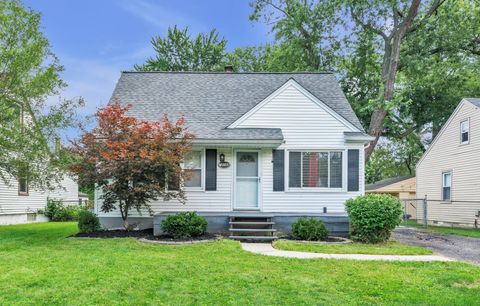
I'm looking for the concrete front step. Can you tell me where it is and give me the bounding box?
[229,228,277,232]
[229,221,275,225]
[229,235,277,241]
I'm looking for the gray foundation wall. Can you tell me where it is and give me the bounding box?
[100,213,350,237]
[152,212,349,237]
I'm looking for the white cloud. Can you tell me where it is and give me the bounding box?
[119,0,205,33]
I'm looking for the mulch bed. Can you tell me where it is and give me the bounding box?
[144,232,218,242]
[72,230,221,244]
[72,229,153,238]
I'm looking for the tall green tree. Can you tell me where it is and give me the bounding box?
[135,26,227,72]
[0,0,82,190]
[249,0,480,161]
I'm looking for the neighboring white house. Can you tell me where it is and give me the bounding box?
[417,98,480,228]
[0,174,80,225]
[95,70,373,238]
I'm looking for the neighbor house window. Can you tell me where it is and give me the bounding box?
[442,172,451,201]
[460,119,469,144]
[183,151,202,188]
[290,151,343,189]
[18,177,29,196]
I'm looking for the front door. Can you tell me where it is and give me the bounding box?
[234,151,260,210]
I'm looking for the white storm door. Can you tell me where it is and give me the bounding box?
[234,151,260,209]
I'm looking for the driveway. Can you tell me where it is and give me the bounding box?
[394,227,480,265]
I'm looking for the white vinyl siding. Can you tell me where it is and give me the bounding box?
[417,100,480,226]
[0,173,78,218]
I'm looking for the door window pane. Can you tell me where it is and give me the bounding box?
[237,152,258,177]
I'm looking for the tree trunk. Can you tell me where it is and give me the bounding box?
[364,0,422,162]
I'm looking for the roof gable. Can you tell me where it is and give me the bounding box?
[416,98,479,168]
[228,78,360,132]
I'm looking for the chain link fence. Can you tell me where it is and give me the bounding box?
[400,197,480,228]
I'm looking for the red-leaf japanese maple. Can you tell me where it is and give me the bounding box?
[71,102,194,230]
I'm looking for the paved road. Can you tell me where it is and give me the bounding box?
[394,227,480,265]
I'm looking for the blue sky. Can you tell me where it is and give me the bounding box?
[23,0,272,116]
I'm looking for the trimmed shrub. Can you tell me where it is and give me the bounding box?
[78,210,101,233]
[346,194,403,243]
[160,212,208,239]
[45,199,83,221]
[291,217,329,241]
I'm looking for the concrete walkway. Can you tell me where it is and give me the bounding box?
[241,242,454,262]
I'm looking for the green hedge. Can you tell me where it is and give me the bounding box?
[160,212,208,239]
[291,217,329,241]
[78,210,101,233]
[44,199,83,221]
[345,194,403,243]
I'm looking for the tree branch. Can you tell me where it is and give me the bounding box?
[350,8,388,41]
[407,0,447,34]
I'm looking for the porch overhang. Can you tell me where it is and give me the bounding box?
[344,131,375,144]
[192,138,284,148]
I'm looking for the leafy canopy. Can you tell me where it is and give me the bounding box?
[0,0,82,189]
[135,26,227,72]
[70,102,194,230]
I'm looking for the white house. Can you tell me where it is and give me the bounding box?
[0,175,80,225]
[417,98,480,228]
[96,70,373,238]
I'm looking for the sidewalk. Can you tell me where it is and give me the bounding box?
[241,242,454,262]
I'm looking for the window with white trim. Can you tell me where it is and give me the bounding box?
[290,151,343,189]
[460,120,469,144]
[184,151,202,188]
[442,172,451,201]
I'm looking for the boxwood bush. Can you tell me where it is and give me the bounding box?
[160,212,208,239]
[345,194,403,243]
[291,217,328,241]
[78,210,101,233]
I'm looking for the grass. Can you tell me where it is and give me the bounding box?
[403,220,480,238]
[273,240,433,255]
[1,222,480,305]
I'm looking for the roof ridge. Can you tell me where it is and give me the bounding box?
[121,71,334,75]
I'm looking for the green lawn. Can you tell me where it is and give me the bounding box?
[403,220,480,238]
[1,223,480,305]
[274,240,433,255]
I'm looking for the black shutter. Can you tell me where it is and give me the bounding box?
[289,152,301,188]
[272,150,285,191]
[205,149,217,191]
[348,149,359,191]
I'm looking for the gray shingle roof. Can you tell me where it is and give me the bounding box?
[365,176,414,191]
[110,72,364,140]
[465,98,480,107]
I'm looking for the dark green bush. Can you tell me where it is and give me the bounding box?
[345,194,403,243]
[78,210,101,233]
[160,212,208,239]
[291,217,329,241]
[45,199,82,221]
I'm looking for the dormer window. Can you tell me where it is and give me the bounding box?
[460,119,469,144]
